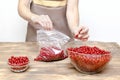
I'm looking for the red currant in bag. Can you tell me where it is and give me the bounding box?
[34,46,68,61]
[35,29,70,62]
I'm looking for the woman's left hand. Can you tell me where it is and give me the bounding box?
[73,25,89,41]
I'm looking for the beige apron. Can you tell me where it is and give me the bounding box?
[26,2,72,42]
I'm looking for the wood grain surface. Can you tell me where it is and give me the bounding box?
[0,41,120,80]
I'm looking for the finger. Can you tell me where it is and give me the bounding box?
[82,34,89,39]
[80,27,89,34]
[46,15,53,30]
[74,34,78,38]
[78,26,84,34]
[75,34,89,41]
[74,27,82,38]
[80,35,89,41]
[73,27,82,36]
[42,15,53,30]
[39,15,48,30]
[75,34,82,39]
[38,20,45,28]
[37,15,44,26]
[43,15,50,30]
[38,21,44,27]
[81,38,88,41]
[45,15,52,30]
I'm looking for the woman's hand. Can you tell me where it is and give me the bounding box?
[18,0,53,30]
[31,15,53,30]
[73,25,89,41]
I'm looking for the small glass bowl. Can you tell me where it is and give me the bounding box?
[64,41,111,74]
[8,62,29,73]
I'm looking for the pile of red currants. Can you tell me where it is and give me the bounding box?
[8,56,29,73]
[67,46,111,74]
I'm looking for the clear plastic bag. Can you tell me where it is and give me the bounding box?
[34,29,70,62]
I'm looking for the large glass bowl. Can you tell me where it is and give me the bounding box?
[64,41,111,74]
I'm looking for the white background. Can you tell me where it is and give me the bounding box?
[0,0,120,42]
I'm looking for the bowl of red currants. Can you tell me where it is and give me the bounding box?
[8,56,29,73]
[64,41,111,74]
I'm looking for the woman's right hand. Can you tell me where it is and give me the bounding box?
[31,15,53,30]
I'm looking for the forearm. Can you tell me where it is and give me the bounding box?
[66,0,79,33]
[66,7,79,33]
[18,0,38,22]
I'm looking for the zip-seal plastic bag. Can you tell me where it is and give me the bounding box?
[34,29,70,62]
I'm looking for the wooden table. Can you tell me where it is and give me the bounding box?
[0,42,120,80]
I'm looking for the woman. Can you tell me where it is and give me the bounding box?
[18,0,89,42]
